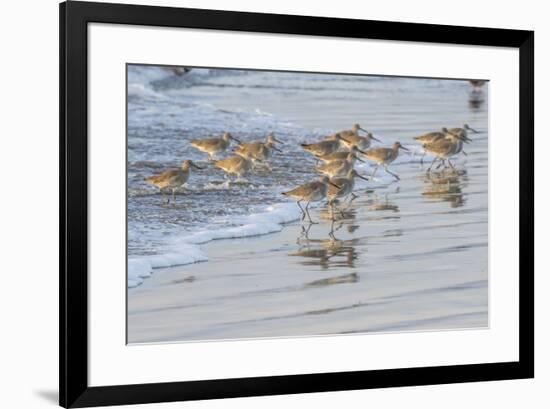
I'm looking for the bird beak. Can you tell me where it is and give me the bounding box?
[370,134,381,142]
[329,182,342,189]
[357,148,368,155]
[469,127,480,133]
[271,145,282,152]
[231,136,242,144]
[192,163,204,169]
[359,127,369,134]
[354,154,365,163]
[399,146,410,151]
[274,137,284,144]
[357,174,370,181]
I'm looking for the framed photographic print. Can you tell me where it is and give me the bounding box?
[60,1,534,407]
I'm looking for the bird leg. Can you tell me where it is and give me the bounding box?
[329,220,336,239]
[447,159,455,170]
[371,165,379,178]
[297,200,306,220]
[161,189,169,205]
[305,202,318,224]
[427,156,439,172]
[172,188,176,204]
[385,165,400,181]
[462,150,468,156]
[420,151,426,165]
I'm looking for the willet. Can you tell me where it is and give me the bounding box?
[282,176,341,224]
[414,128,452,144]
[214,155,253,180]
[190,132,241,161]
[423,132,469,172]
[316,152,364,178]
[448,124,478,140]
[301,133,350,157]
[335,123,369,139]
[145,160,203,204]
[327,169,370,217]
[340,131,380,150]
[363,142,409,180]
[414,128,455,164]
[317,145,366,163]
[234,133,283,166]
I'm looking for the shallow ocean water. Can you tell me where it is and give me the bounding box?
[127,65,488,342]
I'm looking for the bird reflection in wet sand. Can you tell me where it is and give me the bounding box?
[422,169,467,208]
[290,223,358,269]
[305,272,359,288]
[367,191,400,215]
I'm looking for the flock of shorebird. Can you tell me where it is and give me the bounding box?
[145,123,478,223]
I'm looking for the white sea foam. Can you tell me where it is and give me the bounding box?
[127,203,301,287]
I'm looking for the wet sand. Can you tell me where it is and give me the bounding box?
[128,162,488,343]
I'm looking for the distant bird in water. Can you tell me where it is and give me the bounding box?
[191,132,241,161]
[214,155,253,181]
[145,160,203,204]
[234,133,284,167]
[301,133,351,157]
[363,142,409,180]
[283,176,341,224]
[162,66,192,76]
[469,79,486,91]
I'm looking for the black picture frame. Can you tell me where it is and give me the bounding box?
[60,1,534,407]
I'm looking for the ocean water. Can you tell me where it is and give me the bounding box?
[127,65,488,342]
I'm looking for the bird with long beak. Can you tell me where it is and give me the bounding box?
[317,145,367,163]
[363,142,409,180]
[446,124,478,157]
[414,127,453,144]
[234,133,284,167]
[423,132,470,172]
[301,133,352,157]
[190,132,241,161]
[327,169,370,218]
[339,127,380,151]
[316,152,365,178]
[145,160,203,204]
[282,176,341,224]
[414,128,456,164]
[447,124,478,141]
[213,155,253,181]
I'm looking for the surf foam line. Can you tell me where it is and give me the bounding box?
[128,202,302,288]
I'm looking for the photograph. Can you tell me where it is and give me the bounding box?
[126,64,489,344]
